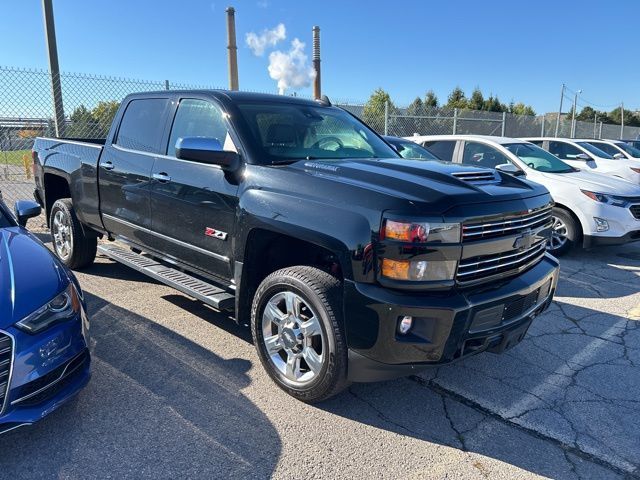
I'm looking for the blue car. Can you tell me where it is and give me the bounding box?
[0,197,90,434]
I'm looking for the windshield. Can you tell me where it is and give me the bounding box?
[576,142,614,159]
[614,142,640,158]
[388,139,440,160]
[504,143,575,173]
[236,102,398,163]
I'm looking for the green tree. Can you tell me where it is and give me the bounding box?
[92,101,120,137]
[363,88,395,133]
[446,86,467,110]
[468,88,485,111]
[575,106,596,121]
[424,90,438,108]
[510,102,536,116]
[67,104,95,138]
[405,96,426,135]
[483,94,506,113]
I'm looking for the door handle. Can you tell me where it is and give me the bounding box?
[152,172,171,183]
[100,161,114,170]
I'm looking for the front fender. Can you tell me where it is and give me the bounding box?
[236,188,377,282]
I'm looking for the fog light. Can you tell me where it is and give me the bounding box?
[594,217,609,232]
[398,315,413,334]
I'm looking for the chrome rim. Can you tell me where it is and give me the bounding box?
[52,210,72,261]
[261,290,325,386]
[549,215,568,251]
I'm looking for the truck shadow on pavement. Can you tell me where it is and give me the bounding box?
[0,291,281,479]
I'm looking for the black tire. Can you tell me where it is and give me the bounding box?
[50,198,97,269]
[251,266,349,403]
[548,207,579,256]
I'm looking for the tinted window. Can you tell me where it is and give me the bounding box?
[461,142,510,168]
[614,142,640,158]
[575,142,614,159]
[167,99,233,156]
[504,143,573,173]
[422,140,455,161]
[586,142,620,157]
[115,98,169,154]
[528,140,544,146]
[390,140,439,160]
[548,141,584,160]
[237,102,397,163]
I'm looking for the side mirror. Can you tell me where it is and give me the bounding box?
[613,153,625,159]
[575,153,591,161]
[496,163,525,176]
[175,137,240,171]
[14,200,41,227]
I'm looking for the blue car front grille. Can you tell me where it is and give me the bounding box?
[0,332,13,414]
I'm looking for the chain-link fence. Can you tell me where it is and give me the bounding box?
[3,64,640,229]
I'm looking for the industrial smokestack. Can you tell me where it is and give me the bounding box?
[226,6,239,91]
[312,26,321,99]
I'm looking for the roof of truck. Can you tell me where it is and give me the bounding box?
[125,89,326,107]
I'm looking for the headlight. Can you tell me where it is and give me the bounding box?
[16,284,80,334]
[381,258,457,281]
[382,220,461,243]
[580,190,629,208]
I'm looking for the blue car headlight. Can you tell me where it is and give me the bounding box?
[15,284,81,334]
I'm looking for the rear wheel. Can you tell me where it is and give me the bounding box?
[251,266,349,403]
[50,199,97,269]
[548,207,578,256]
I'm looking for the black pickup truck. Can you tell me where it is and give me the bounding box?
[32,91,559,402]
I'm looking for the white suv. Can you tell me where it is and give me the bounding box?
[523,137,640,184]
[583,139,640,161]
[408,135,640,255]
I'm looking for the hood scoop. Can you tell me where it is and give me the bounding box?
[451,170,499,184]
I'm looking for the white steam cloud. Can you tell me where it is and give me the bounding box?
[245,23,286,56]
[268,38,316,94]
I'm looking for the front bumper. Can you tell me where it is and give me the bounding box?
[0,307,91,433]
[344,254,559,382]
[573,199,640,248]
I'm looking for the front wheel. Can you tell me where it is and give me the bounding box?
[547,207,579,256]
[251,266,349,403]
[50,199,97,269]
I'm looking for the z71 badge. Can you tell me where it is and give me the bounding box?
[205,227,228,240]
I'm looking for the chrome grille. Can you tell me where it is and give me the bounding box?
[452,170,497,183]
[0,332,13,415]
[630,205,640,219]
[457,241,547,284]
[462,205,552,241]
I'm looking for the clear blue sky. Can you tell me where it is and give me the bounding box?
[1,0,638,113]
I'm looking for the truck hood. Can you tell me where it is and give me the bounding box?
[0,227,68,329]
[539,170,640,196]
[284,158,548,211]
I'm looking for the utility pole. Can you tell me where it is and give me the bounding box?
[555,83,565,137]
[570,89,581,138]
[225,7,239,91]
[42,0,65,137]
[620,102,625,139]
[593,114,597,139]
[312,26,321,99]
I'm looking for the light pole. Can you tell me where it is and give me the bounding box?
[555,83,565,137]
[570,89,581,138]
[42,0,65,137]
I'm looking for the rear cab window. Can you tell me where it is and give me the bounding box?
[421,140,456,162]
[115,98,170,154]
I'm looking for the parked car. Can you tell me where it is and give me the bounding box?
[410,135,640,255]
[0,196,90,435]
[522,137,640,184]
[621,139,640,151]
[584,139,640,161]
[382,135,440,160]
[32,91,559,402]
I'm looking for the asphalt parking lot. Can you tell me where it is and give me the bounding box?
[0,235,638,479]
